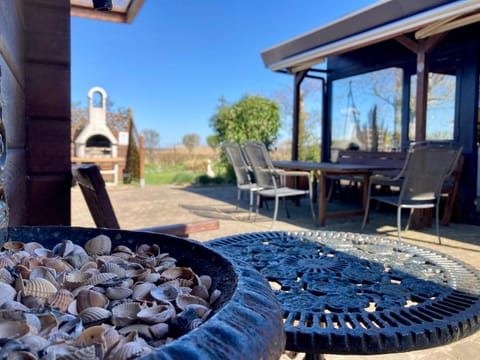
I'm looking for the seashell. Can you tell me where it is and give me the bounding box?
[64,245,90,269]
[79,307,112,324]
[0,255,16,268]
[161,267,199,288]
[0,267,15,284]
[23,278,57,301]
[64,271,92,290]
[176,294,209,311]
[74,325,107,353]
[150,322,169,339]
[113,341,152,360]
[84,234,112,256]
[103,325,121,349]
[111,302,141,327]
[23,242,44,255]
[15,265,31,279]
[105,286,133,300]
[6,350,37,360]
[33,247,51,257]
[2,241,24,252]
[150,284,179,302]
[46,344,97,360]
[184,303,211,319]
[20,334,50,353]
[20,296,44,310]
[137,302,176,324]
[80,261,98,272]
[76,289,109,312]
[118,324,153,340]
[43,258,74,273]
[132,282,155,301]
[36,311,60,338]
[52,239,75,257]
[169,307,202,337]
[138,272,161,283]
[199,275,212,290]
[210,289,222,305]
[190,284,210,301]
[47,289,74,312]
[87,272,118,286]
[112,245,134,256]
[0,320,31,339]
[0,300,30,312]
[99,262,126,277]
[29,266,58,288]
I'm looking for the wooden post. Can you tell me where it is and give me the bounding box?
[292,70,307,160]
[139,135,145,187]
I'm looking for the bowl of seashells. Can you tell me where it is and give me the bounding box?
[0,226,285,360]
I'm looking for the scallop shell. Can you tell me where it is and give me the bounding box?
[0,320,31,338]
[111,302,141,327]
[23,278,57,301]
[114,341,152,360]
[84,234,112,256]
[150,284,179,302]
[47,289,74,312]
[79,307,112,324]
[105,286,133,300]
[64,271,92,290]
[76,289,109,312]
[137,302,176,324]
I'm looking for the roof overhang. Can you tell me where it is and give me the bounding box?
[262,0,480,73]
[70,0,145,23]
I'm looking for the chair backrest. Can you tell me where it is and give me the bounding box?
[222,141,253,186]
[400,141,463,202]
[72,164,121,229]
[242,141,277,189]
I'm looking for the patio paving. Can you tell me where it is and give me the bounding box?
[71,183,480,359]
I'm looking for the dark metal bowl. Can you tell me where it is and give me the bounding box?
[2,226,285,360]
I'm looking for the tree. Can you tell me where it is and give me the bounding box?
[206,135,220,150]
[210,94,281,150]
[142,129,160,163]
[182,133,200,153]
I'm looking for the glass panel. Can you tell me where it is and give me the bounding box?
[409,73,456,140]
[331,68,403,156]
[299,78,323,161]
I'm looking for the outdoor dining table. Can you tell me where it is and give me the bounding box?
[207,231,480,359]
[273,160,394,226]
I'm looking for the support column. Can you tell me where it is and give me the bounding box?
[292,70,307,160]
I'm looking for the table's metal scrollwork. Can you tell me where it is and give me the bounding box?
[208,231,480,355]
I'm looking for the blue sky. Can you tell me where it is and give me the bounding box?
[71,0,376,147]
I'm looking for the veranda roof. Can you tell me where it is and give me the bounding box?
[261,0,480,73]
[70,0,144,23]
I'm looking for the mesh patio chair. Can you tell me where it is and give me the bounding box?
[361,141,463,244]
[242,141,316,228]
[222,141,262,217]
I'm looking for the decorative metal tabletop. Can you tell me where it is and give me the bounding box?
[208,231,480,355]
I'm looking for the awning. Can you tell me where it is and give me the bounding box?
[261,0,480,73]
[70,0,145,23]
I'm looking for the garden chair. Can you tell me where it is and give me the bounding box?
[242,141,316,228]
[361,141,462,244]
[72,164,219,237]
[222,141,261,218]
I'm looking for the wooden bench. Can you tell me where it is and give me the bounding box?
[72,164,219,237]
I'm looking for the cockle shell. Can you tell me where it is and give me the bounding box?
[87,272,118,286]
[111,302,142,327]
[29,266,58,288]
[190,285,210,301]
[2,241,24,252]
[45,344,97,360]
[84,234,112,256]
[74,325,108,353]
[176,294,209,310]
[150,284,179,302]
[23,278,57,301]
[137,302,176,324]
[105,286,133,300]
[210,289,222,305]
[23,242,44,255]
[21,335,50,353]
[161,267,199,288]
[0,267,15,284]
[118,324,153,340]
[5,350,37,360]
[199,275,212,290]
[150,323,169,339]
[113,341,152,360]
[132,282,155,301]
[64,245,90,269]
[0,320,31,338]
[76,289,109,312]
[79,307,112,324]
[47,288,74,312]
[99,262,126,277]
[43,258,74,273]
[52,239,75,257]
[64,271,92,290]
[0,255,16,268]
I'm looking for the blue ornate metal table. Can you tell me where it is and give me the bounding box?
[208,231,480,358]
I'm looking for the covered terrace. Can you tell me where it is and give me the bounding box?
[261,0,480,224]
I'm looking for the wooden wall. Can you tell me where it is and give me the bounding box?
[0,0,71,225]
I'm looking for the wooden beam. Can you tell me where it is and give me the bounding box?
[292,71,307,160]
[395,35,418,53]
